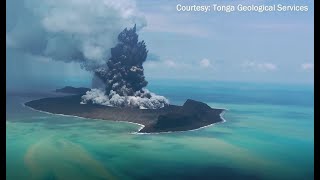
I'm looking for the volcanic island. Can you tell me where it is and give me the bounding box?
[24,25,225,133]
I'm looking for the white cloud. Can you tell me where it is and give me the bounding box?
[301,63,314,71]
[7,0,146,71]
[242,61,277,72]
[261,63,277,71]
[145,59,194,70]
[164,60,177,67]
[199,58,211,68]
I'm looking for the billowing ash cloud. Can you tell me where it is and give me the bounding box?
[95,25,148,96]
[81,25,170,109]
[6,0,147,71]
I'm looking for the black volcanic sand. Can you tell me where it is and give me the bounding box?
[25,95,225,133]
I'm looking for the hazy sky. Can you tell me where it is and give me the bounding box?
[138,0,314,84]
[6,0,314,91]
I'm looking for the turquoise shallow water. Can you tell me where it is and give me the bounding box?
[6,81,314,180]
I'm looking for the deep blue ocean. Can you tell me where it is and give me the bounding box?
[6,80,314,180]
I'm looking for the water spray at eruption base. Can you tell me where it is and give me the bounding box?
[81,25,169,109]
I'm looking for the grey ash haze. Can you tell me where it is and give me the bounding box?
[6,0,147,72]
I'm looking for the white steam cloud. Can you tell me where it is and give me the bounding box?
[81,88,169,109]
[301,63,314,71]
[6,0,147,71]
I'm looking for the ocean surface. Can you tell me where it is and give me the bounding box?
[6,80,314,180]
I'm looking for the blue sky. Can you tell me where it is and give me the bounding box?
[138,0,314,84]
[6,0,314,91]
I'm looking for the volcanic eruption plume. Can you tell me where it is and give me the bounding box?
[6,0,169,109]
[81,25,169,109]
